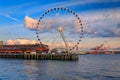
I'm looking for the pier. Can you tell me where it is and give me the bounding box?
[0,53,78,60]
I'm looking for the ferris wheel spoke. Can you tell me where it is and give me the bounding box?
[48,32,60,53]
[36,7,84,54]
[42,32,56,44]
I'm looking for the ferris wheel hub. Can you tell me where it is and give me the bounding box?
[57,26,63,32]
[36,7,84,54]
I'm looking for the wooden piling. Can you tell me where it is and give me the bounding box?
[0,53,78,60]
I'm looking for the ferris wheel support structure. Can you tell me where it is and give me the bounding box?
[57,26,69,53]
[36,7,84,54]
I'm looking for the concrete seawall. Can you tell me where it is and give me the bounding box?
[0,53,78,60]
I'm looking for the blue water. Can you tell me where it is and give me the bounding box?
[0,54,120,80]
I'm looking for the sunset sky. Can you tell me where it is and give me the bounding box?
[0,0,120,49]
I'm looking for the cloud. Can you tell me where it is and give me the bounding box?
[0,13,19,22]
[60,0,120,8]
[24,7,120,38]
[43,40,81,50]
[81,37,120,49]
[23,15,86,50]
[24,16,37,29]
[5,14,19,21]
[25,0,120,15]
[24,8,120,37]
[1,0,120,22]
[6,38,37,45]
[78,8,120,37]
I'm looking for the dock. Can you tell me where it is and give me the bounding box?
[0,53,78,60]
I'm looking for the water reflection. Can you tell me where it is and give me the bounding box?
[0,54,120,80]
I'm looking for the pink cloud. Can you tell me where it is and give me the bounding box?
[6,38,37,45]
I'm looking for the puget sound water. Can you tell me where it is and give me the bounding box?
[0,54,120,80]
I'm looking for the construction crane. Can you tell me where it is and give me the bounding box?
[90,44,104,54]
[90,41,110,54]
[100,45,109,54]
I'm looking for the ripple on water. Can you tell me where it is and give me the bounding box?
[0,54,120,80]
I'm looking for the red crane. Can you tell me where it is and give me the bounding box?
[100,45,109,54]
[90,44,104,54]
[90,41,110,54]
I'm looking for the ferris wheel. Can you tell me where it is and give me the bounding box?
[36,7,84,54]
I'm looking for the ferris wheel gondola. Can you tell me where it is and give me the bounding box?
[36,7,84,54]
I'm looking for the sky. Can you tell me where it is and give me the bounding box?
[0,0,120,50]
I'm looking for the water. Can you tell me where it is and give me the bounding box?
[0,54,120,80]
